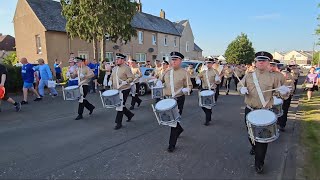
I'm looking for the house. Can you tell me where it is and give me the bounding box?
[283,50,312,65]
[13,0,202,67]
[273,51,285,61]
[0,34,16,61]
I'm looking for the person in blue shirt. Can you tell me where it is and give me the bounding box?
[87,59,99,93]
[20,58,42,104]
[53,59,62,83]
[33,58,58,97]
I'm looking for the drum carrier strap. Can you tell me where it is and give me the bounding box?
[252,72,269,108]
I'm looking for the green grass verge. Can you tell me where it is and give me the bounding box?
[300,91,320,179]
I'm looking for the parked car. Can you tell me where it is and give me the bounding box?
[138,67,155,96]
[181,60,204,73]
[277,63,286,71]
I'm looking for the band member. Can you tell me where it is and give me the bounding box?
[74,57,95,120]
[196,58,221,126]
[269,60,285,85]
[278,69,295,131]
[152,59,162,77]
[237,51,290,173]
[213,59,222,101]
[129,59,142,110]
[108,53,134,130]
[145,60,153,68]
[289,64,300,93]
[161,51,192,152]
[187,64,197,89]
[66,59,79,86]
[223,65,234,95]
[233,64,243,90]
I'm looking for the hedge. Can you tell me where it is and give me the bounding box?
[3,64,23,92]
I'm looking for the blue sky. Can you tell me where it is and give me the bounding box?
[1,0,319,56]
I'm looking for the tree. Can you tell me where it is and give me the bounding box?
[312,52,320,66]
[224,33,255,65]
[61,0,137,61]
[2,52,18,66]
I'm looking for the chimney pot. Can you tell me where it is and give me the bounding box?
[160,9,165,19]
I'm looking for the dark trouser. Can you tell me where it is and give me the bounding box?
[190,78,196,89]
[225,77,232,91]
[115,89,134,125]
[278,96,292,128]
[131,83,142,107]
[245,107,268,168]
[234,76,239,90]
[215,85,220,102]
[220,76,225,88]
[294,79,298,93]
[78,85,95,115]
[169,95,185,147]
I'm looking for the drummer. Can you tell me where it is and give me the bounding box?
[196,58,221,126]
[74,57,96,120]
[153,60,170,103]
[269,59,285,85]
[213,58,223,102]
[108,53,135,130]
[66,58,78,86]
[161,51,192,152]
[237,51,290,173]
[129,59,142,110]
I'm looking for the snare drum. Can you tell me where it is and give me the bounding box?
[199,90,215,107]
[63,86,81,100]
[101,90,121,108]
[151,86,163,99]
[246,109,279,143]
[147,79,156,88]
[272,96,283,117]
[153,99,181,126]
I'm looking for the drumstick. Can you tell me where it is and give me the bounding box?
[99,91,105,108]
[62,86,66,100]
[233,71,244,87]
[262,86,293,93]
[151,104,161,125]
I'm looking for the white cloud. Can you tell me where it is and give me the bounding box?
[252,13,281,20]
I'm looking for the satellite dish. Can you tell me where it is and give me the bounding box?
[113,45,119,50]
[148,48,154,53]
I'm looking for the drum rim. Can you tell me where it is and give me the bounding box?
[65,85,79,90]
[246,109,277,126]
[200,90,215,96]
[102,89,119,96]
[155,99,177,111]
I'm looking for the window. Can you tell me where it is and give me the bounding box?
[164,36,168,46]
[152,34,157,45]
[35,35,42,54]
[78,51,89,60]
[138,31,143,44]
[296,54,301,58]
[106,52,113,61]
[144,69,154,76]
[174,37,177,47]
[135,53,146,63]
[105,34,110,41]
[186,41,189,52]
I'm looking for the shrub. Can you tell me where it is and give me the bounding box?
[3,64,23,92]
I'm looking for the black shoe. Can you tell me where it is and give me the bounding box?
[34,97,42,101]
[226,91,229,95]
[255,165,264,174]
[21,101,28,105]
[75,115,83,120]
[89,106,95,115]
[177,128,184,138]
[114,124,122,130]
[167,145,175,152]
[204,122,210,126]
[279,127,285,132]
[127,113,134,122]
[129,106,134,110]
[250,148,255,155]
[15,103,21,112]
[137,100,142,107]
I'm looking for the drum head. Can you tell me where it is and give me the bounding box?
[200,90,214,96]
[148,79,156,83]
[102,90,119,96]
[273,96,283,105]
[247,109,277,126]
[65,86,78,90]
[155,99,177,111]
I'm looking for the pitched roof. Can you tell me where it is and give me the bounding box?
[131,12,180,36]
[194,43,202,52]
[0,35,15,51]
[26,0,180,36]
[173,20,188,35]
[27,0,66,32]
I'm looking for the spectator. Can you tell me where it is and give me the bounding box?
[0,59,21,112]
[145,60,153,68]
[33,58,58,97]
[304,67,318,101]
[66,59,78,86]
[53,59,62,83]
[20,58,42,104]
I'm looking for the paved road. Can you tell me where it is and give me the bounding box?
[0,83,300,179]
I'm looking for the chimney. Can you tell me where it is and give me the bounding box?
[137,0,142,12]
[0,33,2,36]
[160,9,165,19]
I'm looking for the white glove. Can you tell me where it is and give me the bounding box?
[130,82,135,86]
[182,88,190,94]
[215,75,220,82]
[121,81,128,86]
[80,73,85,78]
[107,81,112,86]
[278,85,290,95]
[66,72,70,77]
[202,65,208,71]
[196,78,201,85]
[156,80,163,87]
[240,87,249,95]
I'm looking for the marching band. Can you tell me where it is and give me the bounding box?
[60,50,295,174]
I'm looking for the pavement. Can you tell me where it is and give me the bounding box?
[0,81,302,179]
